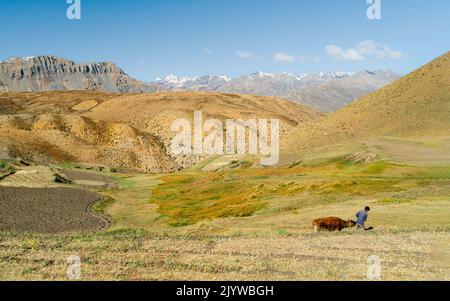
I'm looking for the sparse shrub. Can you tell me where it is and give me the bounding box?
[276,229,287,236]
[22,238,43,251]
[0,161,16,176]
[229,160,252,169]
[288,161,302,168]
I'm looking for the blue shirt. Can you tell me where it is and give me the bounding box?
[356,210,368,225]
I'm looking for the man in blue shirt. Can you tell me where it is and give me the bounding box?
[356,207,371,230]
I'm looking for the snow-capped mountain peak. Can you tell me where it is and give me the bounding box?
[318,71,355,79]
[0,56,37,64]
[149,69,399,112]
[250,71,276,79]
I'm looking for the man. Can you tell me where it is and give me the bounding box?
[356,207,371,230]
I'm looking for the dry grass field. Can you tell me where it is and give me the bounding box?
[1,230,448,281]
[2,154,449,281]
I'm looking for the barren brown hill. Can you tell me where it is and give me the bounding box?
[0,91,320,172]
[283,51,450,162]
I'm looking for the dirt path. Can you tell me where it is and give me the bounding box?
[61,169,117,189]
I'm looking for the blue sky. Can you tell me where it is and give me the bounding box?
[0,0,449,81]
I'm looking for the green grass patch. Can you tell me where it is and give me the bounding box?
[151,172,267,227]
[377,198,412,204]
[92,196,116,216]
[0,161,16,177]
[363,161,390,174]
[110,175,139,189]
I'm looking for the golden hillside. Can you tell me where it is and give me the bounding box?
[284,51,450,159]
[0,91,320,172]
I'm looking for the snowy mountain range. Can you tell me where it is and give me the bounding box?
[149,70,399,111]
[0,55,400,112]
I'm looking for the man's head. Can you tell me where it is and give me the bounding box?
[365,206,371,212]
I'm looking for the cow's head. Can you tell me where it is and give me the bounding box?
[347,220,357,227]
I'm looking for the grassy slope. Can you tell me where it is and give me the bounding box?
[284,52,450,156]
[148,159,450,234]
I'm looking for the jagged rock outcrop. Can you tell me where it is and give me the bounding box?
[0,56,153,93]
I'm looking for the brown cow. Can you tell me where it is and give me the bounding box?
[313,217,356,232]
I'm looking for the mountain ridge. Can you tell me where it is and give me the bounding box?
[0,55,153,93]
[150,69,399,111]
[283,51,450,157]
[0,55,399,112]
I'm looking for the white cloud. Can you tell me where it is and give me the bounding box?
[326,41,406,61]
[311,56,321,63]
[297,55,321,63]
[236,51,262,60]
[325,45,365,61]
[274,52,295,63]
[356,40,405,59]
[203,48,212,55]
[236,51,252,59]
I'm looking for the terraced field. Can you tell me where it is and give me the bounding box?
[0,166,59,188]
[0,187,109,233]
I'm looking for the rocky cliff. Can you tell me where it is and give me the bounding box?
[0,56,152,93]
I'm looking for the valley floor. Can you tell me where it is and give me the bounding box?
[1,154,450,280]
